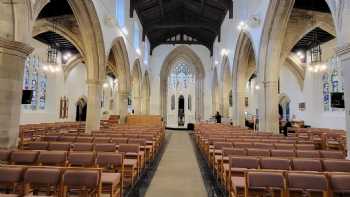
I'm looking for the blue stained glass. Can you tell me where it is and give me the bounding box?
[39,75,47,110]
[322,73,330,111]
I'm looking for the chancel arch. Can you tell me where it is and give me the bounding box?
[160,46,205,128]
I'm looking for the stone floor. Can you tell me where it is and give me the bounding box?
[145,131,207,197]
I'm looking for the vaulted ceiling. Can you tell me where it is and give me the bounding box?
[132,0,233,55]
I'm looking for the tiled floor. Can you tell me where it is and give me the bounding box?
[145,131,207,197]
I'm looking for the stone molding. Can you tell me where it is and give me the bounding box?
[0,37,33,57]
[336,43,350,56]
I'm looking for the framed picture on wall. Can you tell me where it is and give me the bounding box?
[299,102,305,111]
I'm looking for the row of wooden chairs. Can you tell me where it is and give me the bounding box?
[233,169,350,197]
[0,164,122,197]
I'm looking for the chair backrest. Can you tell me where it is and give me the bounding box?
[68,152,95,167]
[118,144,140,153]
[320,150,345,159]
[38,150,67,166]
[94,143,116,152]
[260,158,290,170]
[296,150,320,158]
[62,169,100,195]
[72,143,93,151]
[48,142,71,151]
[24,167,61,186]
[94,137,111,143]
[271,149,296,158]
[0,149,11,163]
[76,137,93,143]
[234,142,254,149]
[254,143,275,149]
[10,150,39,165]
[222,148,247,157]
[287,172,328,192]
[128,138,146,146]
[275,143,295,150]
[27,141,49,150]
[96,152,123,172]
[229,156,259,169]
[323,159,350,172]
[41,135,60,142]
[0,166,24,193]
[247,148,270,157]
[60,136,76,142]
[295,144,315,150]
[0,166,24,183]
[247,171,285,189]
[329,173,350,194]
[111,137,128,144]
[213,142,233,150]
[292,158,322,171]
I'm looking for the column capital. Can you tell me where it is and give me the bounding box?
[336,43,350,57]
[0,37,33,57]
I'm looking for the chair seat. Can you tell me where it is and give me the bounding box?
[102,172,121,185]
[231,176,245,188]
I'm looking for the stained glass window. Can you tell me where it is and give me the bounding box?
[322,56,344,112]
[23,56,48,111]
[116,0,125,27]
[168,63,195,90]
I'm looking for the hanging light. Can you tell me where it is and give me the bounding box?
[308,28,325,73]
[45,18,61,73]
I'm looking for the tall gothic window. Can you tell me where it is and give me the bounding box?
[23,56,48,110]
[168,63,195,90]
[133,22,140,49]
[322,57,344,111]
[116,0,125,27]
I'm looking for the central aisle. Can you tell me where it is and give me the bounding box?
[145,131,207,197]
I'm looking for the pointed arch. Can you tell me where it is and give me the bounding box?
[142,71,151,115]
[109,37,131,93]
[160,45,205,122]
[132,59,142,114]
[232,32,256,126]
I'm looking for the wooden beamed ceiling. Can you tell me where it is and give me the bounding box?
[131,0,233,55]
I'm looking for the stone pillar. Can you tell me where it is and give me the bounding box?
[118,90,129,123]
[258,80,279,133]
[133,96,142,114]
[85,80,102,132]
[336,44,350,158]
[0,38,33,148]
[233,91,245,127]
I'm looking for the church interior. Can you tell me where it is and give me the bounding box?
[1,0,350,196]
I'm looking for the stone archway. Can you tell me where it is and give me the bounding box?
[221,56,232,117]
[232,32,257,127]
[108,37,131,123]
[142,71,151,115]
[160,46,205,124]
[257,0,294,133]
[279,93,291,121]
[131,59,142,114]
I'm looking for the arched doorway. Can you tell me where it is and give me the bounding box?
[76,97,87,121]
[160,46,205,128]
[178,95,185,126]
[279,94,291,121]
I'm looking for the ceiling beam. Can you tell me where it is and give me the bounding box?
[145,24,218,34]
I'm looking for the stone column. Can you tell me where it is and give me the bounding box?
[0,38,33,148]
[85,80,102,132]
[258,80,279,133]
[133,96,142,114]
[233,91,245,127]
[336,44,350,158]
[118,90,129,123]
